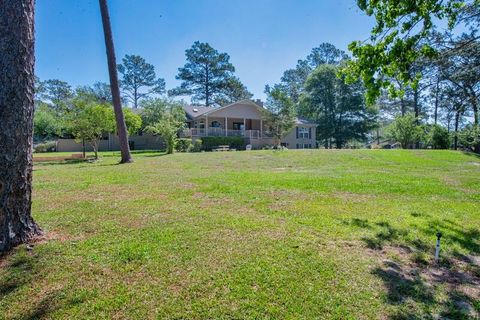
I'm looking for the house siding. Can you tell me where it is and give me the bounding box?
[281,125,316,149]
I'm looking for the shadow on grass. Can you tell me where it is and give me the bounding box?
[350,217,480,319]
[34,159,88,166]
[461,151,480,159]
[0,248,75,319]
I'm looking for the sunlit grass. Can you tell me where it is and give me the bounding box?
[1,150,479,319]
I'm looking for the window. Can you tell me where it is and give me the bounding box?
[211,120,222,128]
[298,127,309,139]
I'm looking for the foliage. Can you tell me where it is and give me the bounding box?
[33,103,65,139]
[38,78,74,113]
[122,108,142,136]
[176,138,193,152]
[263,88,296,147]
[201,136,245,151]
[75,82,114,104]
[428,124,451,149]
[216,77,253,105]
[458,124,480,152]
[118,54,166,108]
[266,43,347,103]
[68,102,115,159]
[192,139,203,152]
[33,141,57,153]
[387,114,423,148]
[299,64,377,148]
[145,104,186,154]
[139,98,169,129]
[435,35,480,125]
[343,0,478,104]
[169,41,251,106]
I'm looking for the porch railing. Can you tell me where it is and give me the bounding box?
[181,127,272,139]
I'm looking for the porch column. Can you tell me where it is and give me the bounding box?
[205,115,208,136]
[243,118,246,136]
[260,119,263,138]
[225,116,228,136]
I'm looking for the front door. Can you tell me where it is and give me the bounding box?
[233,122,244,131]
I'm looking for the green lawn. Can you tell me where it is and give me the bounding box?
[2,150,479,319]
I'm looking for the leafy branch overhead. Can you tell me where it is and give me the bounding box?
[343,0,479,104]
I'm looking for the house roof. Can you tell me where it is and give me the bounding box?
[182,105,212,119]
[182,100,264,120]
[182,100,317,126]
[202,99,264,117]
[295,117,316,126]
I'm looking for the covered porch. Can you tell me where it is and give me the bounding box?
[183,116,271,140]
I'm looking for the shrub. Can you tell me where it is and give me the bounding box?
[192,139,203,152]
[387,114,423,148]
[34,141,57,153]
[428,124,450,149]
[176,138,193,152]
[201,136,245,151]
[458,125,480,153]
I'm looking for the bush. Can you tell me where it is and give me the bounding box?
[387,114,423,148]
[201,136,245,151]
[34,141,57,153]
[192,139,202,152]
[458,125,480,153]
[428,124,450,149]
[175,138,193,152]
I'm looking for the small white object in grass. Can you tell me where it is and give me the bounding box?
[435,232,442,262]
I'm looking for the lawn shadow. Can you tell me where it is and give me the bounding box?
[34,159,88,167]
[357,216,480,319]
[461,151,480,159]
[142,152,168,158]
[0,247,78,319]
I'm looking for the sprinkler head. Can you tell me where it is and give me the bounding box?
[436,232,442,239]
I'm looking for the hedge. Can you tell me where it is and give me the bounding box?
[201,136,246,151]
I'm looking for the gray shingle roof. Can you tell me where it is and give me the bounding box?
[182,105,213,119]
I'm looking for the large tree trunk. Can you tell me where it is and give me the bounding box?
[0,0,42,253]
[99,0,133,164]
[454,110,460,150]
[434,79,439,125]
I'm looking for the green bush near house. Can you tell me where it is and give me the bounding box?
[192,139,203,152]
[176,138,193,152]
[33,141,57,153]
[201,136,245,151]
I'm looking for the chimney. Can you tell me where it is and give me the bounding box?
[255,99,264,107]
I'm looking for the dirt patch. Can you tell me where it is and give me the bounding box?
[370,244,480,319]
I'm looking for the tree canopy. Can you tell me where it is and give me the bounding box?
[118,54,166,108]
[344,0,479,104]
[264,88,297,147]
[299,64,377,148]
[169,41,252,107]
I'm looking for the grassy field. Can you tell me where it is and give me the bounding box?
[1,150,479,319]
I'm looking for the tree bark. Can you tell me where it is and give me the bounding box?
[99,0,133,163]
[434,79,439,125]
[454,110,460,150]
[0,0,42,253]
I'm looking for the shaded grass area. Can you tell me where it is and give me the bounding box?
[1,150,479,319]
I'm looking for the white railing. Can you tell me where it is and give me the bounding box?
[181,127,270,139]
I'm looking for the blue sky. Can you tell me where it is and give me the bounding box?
[36,0,373,102]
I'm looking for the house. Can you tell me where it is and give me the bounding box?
[181,100,317,149]
[55,100,317,152]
